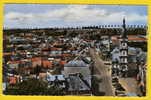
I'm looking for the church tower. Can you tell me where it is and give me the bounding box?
[119,18,128,77]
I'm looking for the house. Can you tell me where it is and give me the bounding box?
[42,60,52,69]
[111,47,146,63]
[10,37,27,44]
[63,60,90,77]
[111,47,120,62]
[8,74,21,85]
[136,63,146,96]
[31,57,42,67]
[62,60,91,94]
[46,74,66,89]
[46,74,65,82]
[7,60,20,69]
[67,73,91,95]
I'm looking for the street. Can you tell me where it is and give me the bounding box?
[119,78,142,96]
[90,48,114,96]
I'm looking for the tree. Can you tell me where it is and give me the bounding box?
[4,78,66,95]
[5,78,48,95]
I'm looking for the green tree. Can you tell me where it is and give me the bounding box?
[4,78,66,95]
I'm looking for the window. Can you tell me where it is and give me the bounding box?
[121,58,127,63]
[121,43,127,48]
[122,51,127,56]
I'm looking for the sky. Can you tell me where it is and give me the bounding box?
[4,4,148,28]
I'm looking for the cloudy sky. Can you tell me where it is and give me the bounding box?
[4,4,147,28]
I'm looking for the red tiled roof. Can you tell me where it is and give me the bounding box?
[61,54,71,57]
[3,52,12,56]
[111,35,147,41]
[9,76,17,84]
[31,57,41,61]
[42,47,62,51]
[60,61,67,65]
[42,60,52,68]
[3,52,26,56]
[128,38,147,41]
[7,57,42,65]
[51,48,62,51]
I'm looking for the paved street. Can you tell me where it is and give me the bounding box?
[119,78,142,96]
[90,48,114,96]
